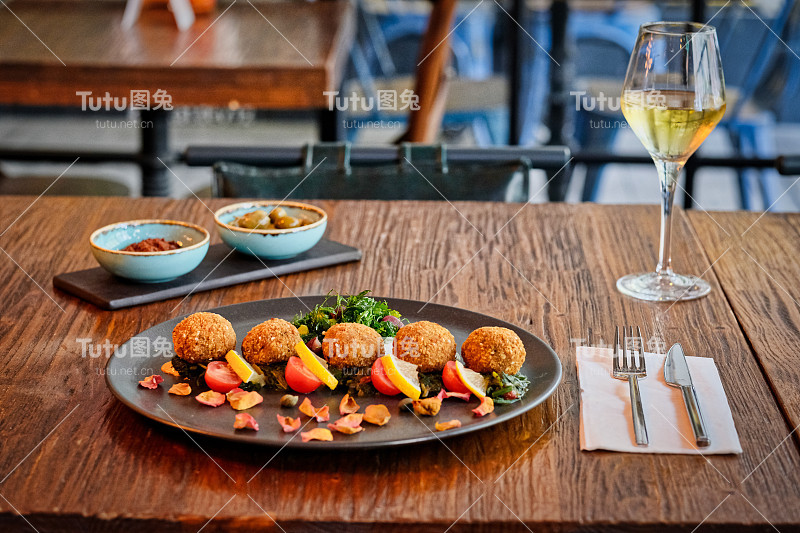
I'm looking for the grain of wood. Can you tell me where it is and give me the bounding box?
[688,210,800,445]
[0,198,798,532]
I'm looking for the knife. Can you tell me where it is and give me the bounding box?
[664,343,710,447]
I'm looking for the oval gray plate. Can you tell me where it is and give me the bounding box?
[105,296,562,449]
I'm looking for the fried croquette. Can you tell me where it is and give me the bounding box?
[172,312,236,364]
[395,321,456,373]
[322,322,382,368]
[242,318,302,365]
[461,326,526,374]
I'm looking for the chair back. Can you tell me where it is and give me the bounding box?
[208,143,573,202]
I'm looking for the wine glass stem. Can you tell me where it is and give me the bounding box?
[653,158,684,277]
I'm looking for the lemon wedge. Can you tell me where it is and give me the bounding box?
[380,355,421,400]
[454,361,487,398]
[295,341,338,390]
[225,350,265,385]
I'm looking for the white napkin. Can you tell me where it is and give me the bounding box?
[577,346,742,454]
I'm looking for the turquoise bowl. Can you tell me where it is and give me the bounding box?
[214,201,327,260]
[90,220,210,283]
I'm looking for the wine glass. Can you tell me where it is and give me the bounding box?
[617,22,726,302]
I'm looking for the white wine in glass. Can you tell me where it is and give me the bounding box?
[617,23,726,301]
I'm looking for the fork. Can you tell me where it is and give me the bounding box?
[612,325,649,446]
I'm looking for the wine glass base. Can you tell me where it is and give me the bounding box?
[616,272,711,302]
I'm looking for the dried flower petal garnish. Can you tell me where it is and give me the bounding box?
[328,424,363,435]
[234,413,259,431]
[337,413,364,428]
[435,419,462,431]
[363,404,391,425]
[161,361,180,377]
[138,374,164,389]
[277,414,301,433]
[227,390,264,411]
[298,397,316,416]
[168,383,192,396]
[328,413,364,435]
[472,396,495,417]
[412,396,442,416]
[441,389,471,401]
[195,390,225,407]
[301,428,334,442]
[299,397,330,422]
[226,388,244,399]
[339,393,360,415]
[315,405,330,422]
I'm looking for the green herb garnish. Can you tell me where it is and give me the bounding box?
[329,366,377,396]
[419,372,444,398]
[169,355,208,389]
[239,381,262,392]
[170,355,205,378]
[254,362,289,391]
[292,290,405,341]
[486,372,530,404]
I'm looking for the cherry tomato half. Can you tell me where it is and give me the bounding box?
[370,358,401,396]
[285,356,322,394]
[442,360,471,394]
[204,361,242,393]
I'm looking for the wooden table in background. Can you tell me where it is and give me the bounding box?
[1,197,799,532]
[0,1,355,195]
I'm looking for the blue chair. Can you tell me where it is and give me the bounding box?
[357,0,495,79]
[711,0,794,210]
[741,1,800,210]
[514,3,658,198]
[344,0,506,145]
[569,20,646,201]
[564,1,794,208]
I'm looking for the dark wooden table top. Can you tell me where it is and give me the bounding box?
[689,210,800,445]
[1,196,799,532]
[0,0,354,108]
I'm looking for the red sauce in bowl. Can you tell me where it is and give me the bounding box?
[122,238,181,252]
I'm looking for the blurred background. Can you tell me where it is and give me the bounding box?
[1,0,799,211]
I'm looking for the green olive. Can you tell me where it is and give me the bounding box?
[269,207,288,222]
[235,209,271,229]
[274,216,302,229]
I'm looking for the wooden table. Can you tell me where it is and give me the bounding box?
[0,1,355,195]
[689,210,800,443]
[1,196,799,532]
